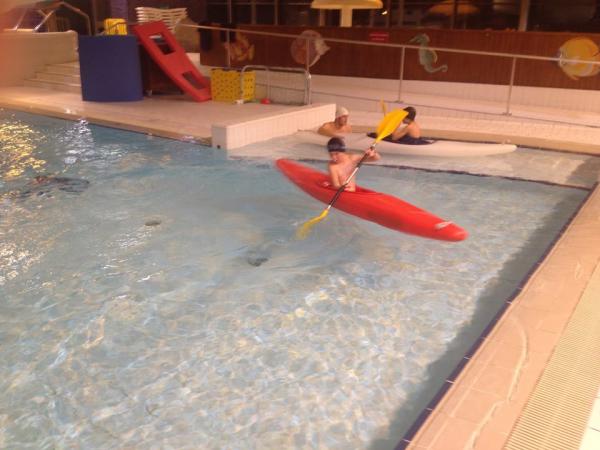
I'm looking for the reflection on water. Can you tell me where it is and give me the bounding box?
[0,110,590,449]
[0,120,46,179]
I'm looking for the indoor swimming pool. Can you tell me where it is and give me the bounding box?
[0,109,592,449]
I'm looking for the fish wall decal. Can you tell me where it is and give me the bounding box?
[290,30,330,67]
[557,37,600,80]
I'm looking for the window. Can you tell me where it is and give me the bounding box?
[205,0,600,31]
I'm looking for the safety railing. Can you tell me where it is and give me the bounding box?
[240,65,311,105]
[182,24,600,117]
[12,1,91,35]
[87,20,600,118]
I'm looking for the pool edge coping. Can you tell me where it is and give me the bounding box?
[404,183,600,449]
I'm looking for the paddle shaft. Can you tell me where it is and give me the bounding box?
[325,144,377,212]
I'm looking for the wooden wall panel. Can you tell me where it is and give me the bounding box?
[200,26,600,90]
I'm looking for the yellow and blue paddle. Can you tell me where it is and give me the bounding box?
[296,109,408,239]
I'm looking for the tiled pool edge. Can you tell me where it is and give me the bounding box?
[0,90,335,149]
[211,103,334,150]
[506,260,600,449]
[0,97,213,145]
[404,183,600,450]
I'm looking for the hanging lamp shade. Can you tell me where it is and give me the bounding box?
[311,0,383,27]
[311,0,383,10]
[427,0,479,17]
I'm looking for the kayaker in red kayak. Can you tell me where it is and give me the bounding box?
[318,106,352,137]
[327,137,380,192]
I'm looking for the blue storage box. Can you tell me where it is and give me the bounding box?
[78,35,143,102]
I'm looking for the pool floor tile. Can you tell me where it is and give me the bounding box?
[439,383,470,416]
[408,411,451,448]
[522,327,562,354]
[472,365,515,398]
[510,305,545,330]
[488,341,526,371]
[426,416,482,450]
[492,318,526,347]
[450,388,501,423]
[538,310,575,334]
[470,427,510,450]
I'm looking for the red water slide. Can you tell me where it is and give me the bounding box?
[132,21,211,102]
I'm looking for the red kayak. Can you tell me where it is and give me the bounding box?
[276,159,467,242]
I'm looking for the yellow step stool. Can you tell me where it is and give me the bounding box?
[210,69,255,102]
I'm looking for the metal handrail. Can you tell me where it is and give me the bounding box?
[240,65,312,105]
[13,1,91,35]
[181,24,600,67]
[181,23,600,116]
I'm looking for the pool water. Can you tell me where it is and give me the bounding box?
[0,110,590,448]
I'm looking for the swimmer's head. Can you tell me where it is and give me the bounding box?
[33,175,50,184]
[335,106,349,119]
[327,137,346,153]
[403,106,416,122]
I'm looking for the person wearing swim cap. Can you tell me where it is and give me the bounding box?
[318,105,352,138]
[326,137,380,192]
[390,106,427,144]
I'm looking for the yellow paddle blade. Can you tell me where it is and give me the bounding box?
[375,109,408,143]
[379,99,388,116]
[296,209,329,240]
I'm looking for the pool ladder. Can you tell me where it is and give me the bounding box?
[240,65,312,106]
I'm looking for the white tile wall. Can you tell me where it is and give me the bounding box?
[311,75,600,116]
[211,103,335,150]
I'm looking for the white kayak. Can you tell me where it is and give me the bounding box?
[295,130,516,157]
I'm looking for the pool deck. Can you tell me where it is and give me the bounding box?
[2,85,600,155]
[1,85,600,450]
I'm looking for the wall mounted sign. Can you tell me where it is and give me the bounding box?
[368,31,389,43]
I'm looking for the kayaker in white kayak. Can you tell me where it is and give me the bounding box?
[390,106,429,145]
[327,137,380,192]
[318,106,352,137]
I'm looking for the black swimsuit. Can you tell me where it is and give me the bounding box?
[392,135,430,145]
[367,132,431,145]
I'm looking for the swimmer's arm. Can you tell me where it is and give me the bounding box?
[408,121,421,138]
[318,122,349,138]
[352,148,380,163]
[318,123,337,137]
[391,125,409,140]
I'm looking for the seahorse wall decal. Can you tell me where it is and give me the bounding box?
[409,33,448,74]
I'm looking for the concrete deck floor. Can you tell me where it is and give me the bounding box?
[1,84,599,450]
